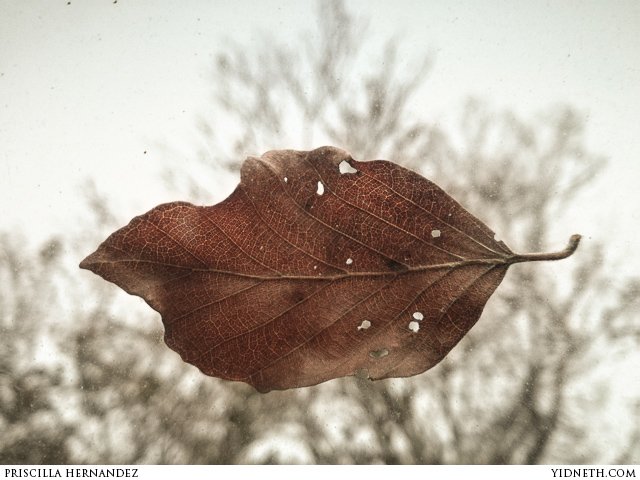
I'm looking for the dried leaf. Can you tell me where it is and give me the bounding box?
[80,147,580,392]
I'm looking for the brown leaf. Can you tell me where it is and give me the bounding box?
[80,146,580,392]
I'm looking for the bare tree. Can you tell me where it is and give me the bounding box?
[169,0,639,464]
[0,235,72,464]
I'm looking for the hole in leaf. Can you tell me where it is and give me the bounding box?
[316,181,324,195]
[369,348,389,359]
[338,160,358,174]
[346,257,353,265]
[284,177,288,183]
[408,321,420,333]
[357,320,371,331]
[431,229,441,238]
[412,311,424,321]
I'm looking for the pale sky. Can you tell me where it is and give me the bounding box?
[1,0,639,277]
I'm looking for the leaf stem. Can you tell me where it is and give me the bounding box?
[508,234,582,264]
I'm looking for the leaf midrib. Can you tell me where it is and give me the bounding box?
[88,256,512,281]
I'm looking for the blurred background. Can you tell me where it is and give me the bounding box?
[1,0,639,464]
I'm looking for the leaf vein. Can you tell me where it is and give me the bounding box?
[246,276,399,380]
[256,157,410,270]
[359,167,510,257]
[239,187,348,274]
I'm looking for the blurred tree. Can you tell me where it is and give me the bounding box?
[0,236,72,464]
[1,0,638,465]
[168,0,639,464]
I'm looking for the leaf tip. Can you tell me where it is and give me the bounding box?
[79,251,99,272]
[79,256,90,271]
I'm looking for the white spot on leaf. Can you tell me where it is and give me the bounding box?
[284,177,288,183]
[339,160,358,174]
[316,181,324,195]
[408,321,420,332]
[412,311,424,321]
[431,229,441,238]
[357,320,371,331]
[346,257,353,265]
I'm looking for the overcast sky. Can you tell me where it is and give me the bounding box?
[1,0,639,281]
